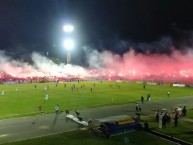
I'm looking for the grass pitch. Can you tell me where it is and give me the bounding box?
[1,129,175,145]
[0,81,192,119]
[0,81,193,145]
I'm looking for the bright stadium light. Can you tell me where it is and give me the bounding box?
[63,24,74,64]
[63,25,74,33]
[64,39,74,50]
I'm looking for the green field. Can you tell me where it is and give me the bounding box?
[0,81,193,119]
[1,129,175,145]
[1,81,193,145]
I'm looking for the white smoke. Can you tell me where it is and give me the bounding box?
[31,52,88,77]
[0,51,89,78]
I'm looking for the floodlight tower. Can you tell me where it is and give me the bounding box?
[64,39,74,64]
[67,50,71,64]
[63,24,74,64]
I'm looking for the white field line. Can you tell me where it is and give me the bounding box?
[0,129,78,145]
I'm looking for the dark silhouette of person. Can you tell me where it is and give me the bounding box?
[162,113,167,129]
[167,92,170,97]
[174,113,178,127]
[66,110,69,115]
[139,105,142,111]
[182,106,187,117]
[75,111,80,116]
[141,96,144,103]
[144,121,150,131]
[38,105,42,113]
[136,103,139,111]
[143,84,146,89]
[156,112,159,122]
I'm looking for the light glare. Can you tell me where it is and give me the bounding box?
[63,25,74,32]
[64,39,74,50]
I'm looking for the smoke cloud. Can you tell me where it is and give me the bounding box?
[83,46,193,83]
[0,51,88,78]
[0,44,193,83]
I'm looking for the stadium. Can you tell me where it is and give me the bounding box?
[1,60,193,145]
[1,40,193,145]
[1,1,193,145]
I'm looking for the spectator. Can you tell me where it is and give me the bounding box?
[155,111,159,122]
[174,113,178,127]
[136,103,139,111]
[162,113,168,129]
[139,105,142,111]
[144,121,150,131]
[182,106,187,117]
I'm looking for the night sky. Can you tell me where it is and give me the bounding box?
[0,0,193,64]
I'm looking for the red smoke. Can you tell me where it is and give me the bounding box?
[0,50,193,83]
[88,50,193,83]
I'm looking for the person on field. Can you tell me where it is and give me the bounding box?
[155,111,159,122]
[71,86,74,92]
[182,106,187,117]
[167,92,170,97]
[162,113,168,129]
[139,104,142,111]
[1,90,4,96]
[141,96,144,103]
[146,94,149,101]
[174,113,178,127]
[147,94,151,101]
[143,84,146,89]
[38,105,42,113]
[159,112,163,129]
[136,103,139,111]
[144,121,150,131]
[45,94,48,100]
[55,104,59,115]
[66,110,69,115]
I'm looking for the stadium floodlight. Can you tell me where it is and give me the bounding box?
[63,24,74,33]
[64,39,75,50]
[64,38,74,64]
[63,24,74,64]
